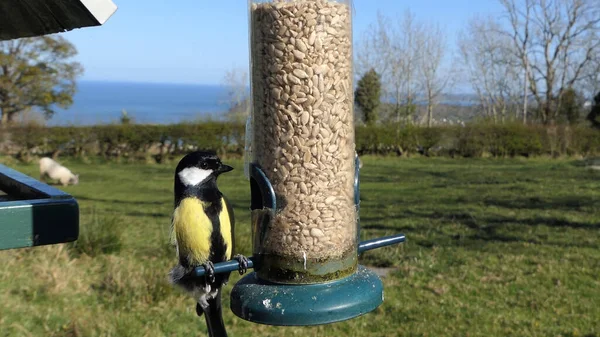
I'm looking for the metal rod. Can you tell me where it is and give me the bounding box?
[193,258,256,277]
[358,234,406,254]
[192,234,405,278]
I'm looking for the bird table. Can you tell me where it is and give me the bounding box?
[0,165,79,250]
[0,0,117,41]
[0,0,117,250]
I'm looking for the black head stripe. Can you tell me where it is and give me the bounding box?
[175,151,221,174]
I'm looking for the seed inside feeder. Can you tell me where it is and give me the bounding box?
[250,0,356,283]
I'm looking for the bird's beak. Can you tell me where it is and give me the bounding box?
[218,164,234,174]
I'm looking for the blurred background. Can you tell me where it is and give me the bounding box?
[0,1,599,336]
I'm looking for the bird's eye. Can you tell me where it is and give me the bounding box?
[200,162,208,169]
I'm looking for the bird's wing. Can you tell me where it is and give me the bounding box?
[223,195,236,258]
[169,214,177,247]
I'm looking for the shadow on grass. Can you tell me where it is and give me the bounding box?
[570,157,600,167]
[483,196,598,212]
[361,207,599,251]
[399,206,598,230]
[364,169,458,184]
[361,223,402,231]
[125,211,167,218]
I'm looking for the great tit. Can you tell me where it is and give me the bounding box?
[169,151,248,337]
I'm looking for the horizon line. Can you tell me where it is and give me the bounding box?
[77,79,479,96]
[78,79,230,87]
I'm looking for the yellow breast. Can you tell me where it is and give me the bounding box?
[173,198,213,265]
[172,197,233,265]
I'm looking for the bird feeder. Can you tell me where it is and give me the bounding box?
[194,0,405,327]
[246,0,358,285]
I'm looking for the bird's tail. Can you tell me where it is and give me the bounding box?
[170,264,228,337]
[168,264,196,293]
[203,290,228,337]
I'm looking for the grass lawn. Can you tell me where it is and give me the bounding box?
[0,156,599,337]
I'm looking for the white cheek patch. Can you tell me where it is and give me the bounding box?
[178,167,213,186]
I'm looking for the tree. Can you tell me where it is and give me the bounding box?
[418,23,452,127]
[0,35,82,126]
[581,53,600,100]
[495,0,600,124]
[499,0,534,124]
[120,109,132,125]
[356,10,424,125]
[557,87,584,125]
[587,91,600,129]
[355,68,382,125]
[221,67,249,124]
[457,17,522,123]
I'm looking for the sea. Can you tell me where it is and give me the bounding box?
[48,81,234,126]
[46,80,478,126]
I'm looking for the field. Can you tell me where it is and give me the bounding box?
[0,156,599,337]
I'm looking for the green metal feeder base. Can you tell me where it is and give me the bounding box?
[230,265,383,326]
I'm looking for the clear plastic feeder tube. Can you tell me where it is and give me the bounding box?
[249,0,356,284]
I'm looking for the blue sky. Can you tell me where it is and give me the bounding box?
[61,0,504,85]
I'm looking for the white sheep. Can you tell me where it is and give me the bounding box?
[39,157,79,186]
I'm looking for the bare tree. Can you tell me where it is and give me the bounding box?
[497,0,600,123]
[579,41,600,100]
[458,0,600,124]
[457,17,522,123]
[221,67,249,123]
[590,57,600,98]
[356,10,424,125]
[499,0,534,123]
[418,23,452,127]
[355,14,391,81]
[396,10,424,125]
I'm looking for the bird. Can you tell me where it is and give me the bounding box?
[168,150,248,337]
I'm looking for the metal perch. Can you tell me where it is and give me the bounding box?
[193,234,406,278]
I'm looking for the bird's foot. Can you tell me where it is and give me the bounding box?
[202,261,216,284]
[234,254,249,275]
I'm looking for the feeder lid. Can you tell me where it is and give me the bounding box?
[0,0,117,41]
[0,165,79,251]
[230,265,384,326]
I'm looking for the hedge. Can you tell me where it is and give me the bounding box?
[1,122,598,162]
[0,122,245,162]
